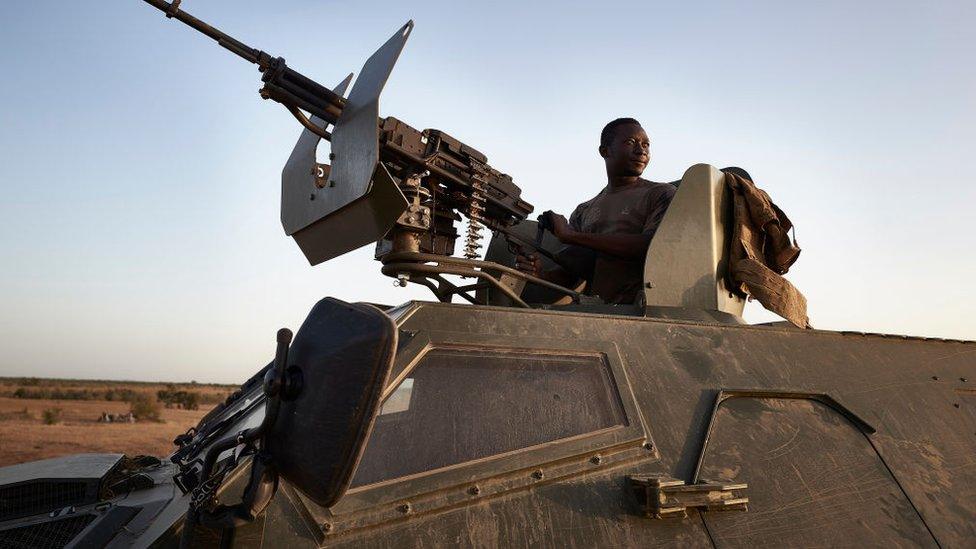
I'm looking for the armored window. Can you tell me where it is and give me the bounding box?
[351,349,627,487]
[697,396,931,545]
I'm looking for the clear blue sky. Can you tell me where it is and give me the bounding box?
[1,1,974,383]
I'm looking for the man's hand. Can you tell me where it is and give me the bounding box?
[514,250,542,277]
[513,245,582,289]
[543,211,576,244]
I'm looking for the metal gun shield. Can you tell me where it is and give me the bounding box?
[281,22,414,264]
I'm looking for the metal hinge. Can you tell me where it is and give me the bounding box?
[628,475,748,519]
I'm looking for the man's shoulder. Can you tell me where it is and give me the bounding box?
[637,178,677,195]
[573,187,609,213]
[574,193,601,211]
[633,179,677,206]
[574,179,675,211]
[606,179,676,201]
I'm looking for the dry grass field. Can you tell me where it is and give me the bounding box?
[0,378,236,467]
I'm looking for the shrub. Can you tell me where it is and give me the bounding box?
[157,387,202,410]
[10,386,139,402]
[182,391,200,410]
[107,388,137,402]
[128,394,161,422]
[42,407,63,425]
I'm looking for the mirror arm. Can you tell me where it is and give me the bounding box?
[198,452,279,530]
[179,328,294,549]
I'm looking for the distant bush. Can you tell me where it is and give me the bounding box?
[42,407,63,425]
[13,387,98,400]
[5,378,233,407]
[182,391,200,410]
[128,394,161,422]
[157,386,202,410]
[103,388,139,402]
[13,386,141,402]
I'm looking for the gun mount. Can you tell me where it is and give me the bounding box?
[144,0,576,308]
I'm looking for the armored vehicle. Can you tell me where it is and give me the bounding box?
[1,2,973,547]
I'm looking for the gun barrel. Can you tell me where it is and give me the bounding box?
[143,0,263,66]
[143,0,346,125]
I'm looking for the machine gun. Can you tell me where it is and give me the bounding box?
[143,0,577,307]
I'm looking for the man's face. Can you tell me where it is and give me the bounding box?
[601,123,650,177]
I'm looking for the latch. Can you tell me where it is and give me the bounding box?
[628,475,748,519]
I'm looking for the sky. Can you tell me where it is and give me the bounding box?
[1,1,974,383]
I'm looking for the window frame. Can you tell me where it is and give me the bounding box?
[320,328,652,518]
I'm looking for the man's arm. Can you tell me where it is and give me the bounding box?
[547,214,652,260]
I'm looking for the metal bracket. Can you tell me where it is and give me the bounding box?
[628,475,748,519]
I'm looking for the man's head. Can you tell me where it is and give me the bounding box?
[599,118,650,177]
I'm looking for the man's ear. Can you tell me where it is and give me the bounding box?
[598,145,609,159]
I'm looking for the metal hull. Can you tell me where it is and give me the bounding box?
[2,301,973,547]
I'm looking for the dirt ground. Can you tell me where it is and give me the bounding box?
[0,396,216,468]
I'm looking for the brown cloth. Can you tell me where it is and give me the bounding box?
[725,172,810,328]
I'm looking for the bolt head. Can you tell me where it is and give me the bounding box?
[531,470,544,480]
[397,503,411,514]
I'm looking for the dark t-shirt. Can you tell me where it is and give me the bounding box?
[562,179,676,304]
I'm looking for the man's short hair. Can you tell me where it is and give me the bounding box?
[600,117,642,148]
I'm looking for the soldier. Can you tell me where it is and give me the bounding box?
[516,118,676,304]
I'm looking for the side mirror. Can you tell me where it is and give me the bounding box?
[267,297,397,507]
[183,298,396,545]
